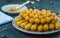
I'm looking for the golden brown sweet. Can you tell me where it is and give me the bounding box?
[54,16,58,21]
[20,23,26,28]
[14,18,21,23]
[45,17,50,23]
[55,23,60,30]
[31,24,37,31]
[25,23,32,30]
[41,9,46,14]
[39,16,43,19]
[41,9,46,12]
[23,14,28,18]
[41,18,46,24]
[23,9,28,14]
[46,10,51,14]
[29,9,33,13]
[29,13,34,18]
[49,23,54,30]
[25,16,30,21]
[33,9,38,15]
[17,20,25,27]
[51,13,56,17]
[38,24,43,32]
[19,13,23,17]
[34,15,39,18]
[29,18,34,23]
[43,24,48,31]
[35,18,40,24]
[16,21,21,27]
[50,16,54,21]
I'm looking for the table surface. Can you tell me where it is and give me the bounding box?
[0,0,60,38]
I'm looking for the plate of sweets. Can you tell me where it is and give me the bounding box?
[12,8,60,34]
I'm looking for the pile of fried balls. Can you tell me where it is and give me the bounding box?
[14,9,60,32]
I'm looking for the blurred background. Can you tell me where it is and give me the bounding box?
[0,0,60,13]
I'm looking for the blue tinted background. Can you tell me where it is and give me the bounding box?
[0,0,60,38]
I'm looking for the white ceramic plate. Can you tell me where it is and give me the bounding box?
[1,4,28,14]
[12,16,60,34]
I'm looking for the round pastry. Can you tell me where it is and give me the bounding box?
[55,22,60,30]
[20,23,26,28]
[25,16,30,21]
[51,13,56,17]
[31,24,37,31]
[25,23,32,30]
[45,17,50,23]
[38,24,43,32]
[29,8,33,13]
[29,13,34,18]
[49,23,54,30]
[35,18,40,24]
[29,18,34,23]
[41,18,46,24]
[43,24,48,31]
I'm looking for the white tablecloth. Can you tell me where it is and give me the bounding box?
[0,11,13,25]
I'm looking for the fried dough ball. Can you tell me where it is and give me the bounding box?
[51,13,56,17]
[47,13,51,17]
[23,14,28,18]
[46,10,51,14]
[29,18,34,23]
[20,23,26,28]
[37,12,40,16]
[38,24,43,32]
[54,16,58,21]
[50,16,54,21]
[29,13,34,18]
[41,9,46,14]
[42,14,47,18]
[24,9,29,13]
[43,24,48,31]
[35,18,40,24]
[39,16,43,19]
[34,15,38,18]
[16,20,25,27]
[19,13,23,17]
[33,9,38,15]
[24,10,30,15]
[25,23,32,30]
[25,16,30,21]
[16,21,21,27]
[49,23,54,30]
[19,17,23,20]
[22,9,28,14]
[34,9,39,12]
[45,17,50,23]
[14,18,21,23]
[41,18,46,24]
[31,24,37,31]
[41,9,46,12]
[29,8,33,13]
[46,10,51,17]
[55,22,60,30]
[27,10,31,15]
